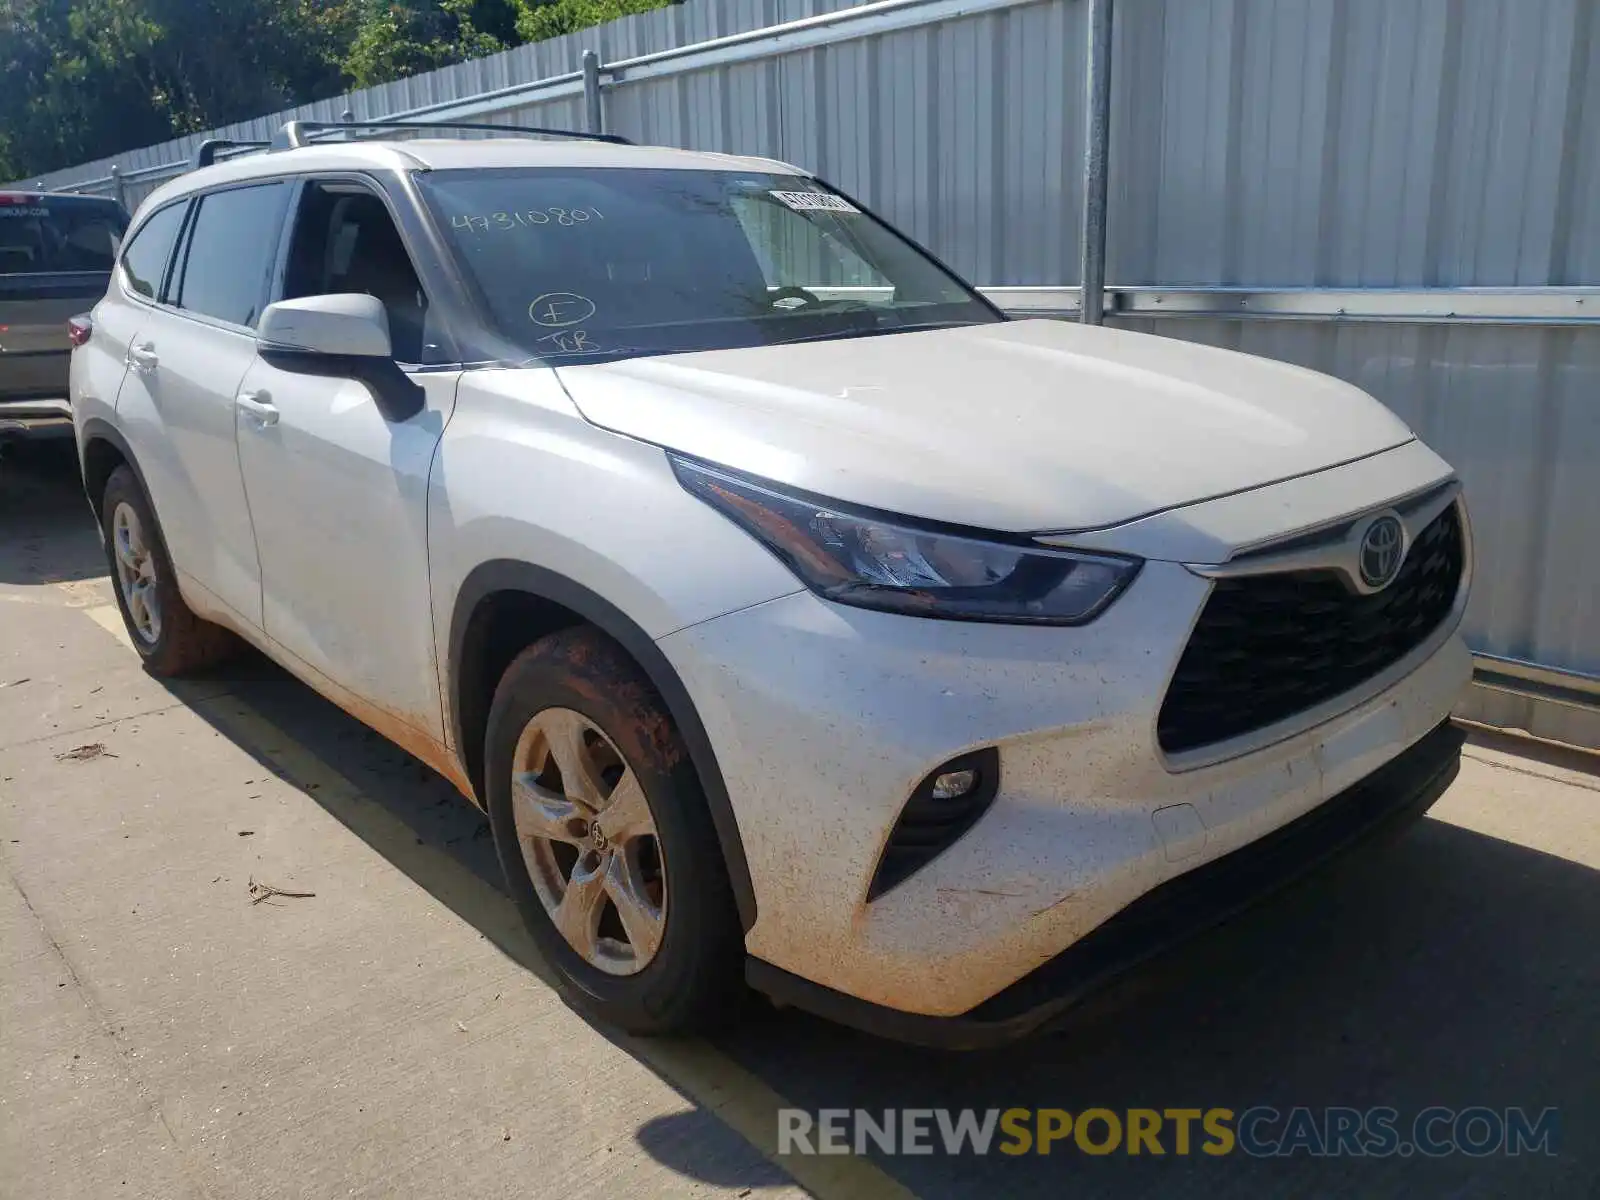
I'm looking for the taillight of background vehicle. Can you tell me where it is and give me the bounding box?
[67,314,93,347]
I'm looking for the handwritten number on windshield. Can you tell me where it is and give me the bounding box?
[454,207,604,233]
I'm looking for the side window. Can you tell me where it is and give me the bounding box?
[172,183,290,327]
[281,182,433,364]
[730,196,889,294]
[119,203,187,299]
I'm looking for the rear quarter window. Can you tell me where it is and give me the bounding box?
[120,202,189,299]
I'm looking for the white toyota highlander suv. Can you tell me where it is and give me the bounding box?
[71,122,1472,1047]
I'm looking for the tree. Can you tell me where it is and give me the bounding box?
[0,0,350,177]
[65,0,350,131]
[513,0,673,44]
[0,0,682,180]
[339,0,522,89]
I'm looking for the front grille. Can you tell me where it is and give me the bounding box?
[1157,504,1465,755]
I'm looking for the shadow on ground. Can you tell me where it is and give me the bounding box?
[12,440,1598,1200]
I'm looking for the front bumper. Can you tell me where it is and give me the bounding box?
[660,556,1471,1019]
[749,719,1464,1048]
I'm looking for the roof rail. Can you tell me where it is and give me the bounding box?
[192,139,272,169]
[272,120,633,151]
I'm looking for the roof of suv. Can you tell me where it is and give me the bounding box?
[140,136,807,212]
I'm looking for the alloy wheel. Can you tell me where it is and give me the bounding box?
[510,707,667,975]
[111,501,162,644]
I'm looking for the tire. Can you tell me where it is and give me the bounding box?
[99,466,239,676]
[485,626,746,1034]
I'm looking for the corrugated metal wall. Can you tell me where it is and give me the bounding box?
[16,0,1600,744]
[1108,0,1597,287]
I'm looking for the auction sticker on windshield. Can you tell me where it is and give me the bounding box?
[769,191,859,213]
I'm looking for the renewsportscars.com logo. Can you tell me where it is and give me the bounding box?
[777,1106,1560,1158]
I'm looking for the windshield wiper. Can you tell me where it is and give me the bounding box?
[514,345,652,366]
[764,321,978,347]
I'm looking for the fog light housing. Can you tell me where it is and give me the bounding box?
[867,748,1001,899]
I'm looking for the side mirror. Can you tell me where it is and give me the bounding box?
[255,294,423,423]
[257,293,392,359]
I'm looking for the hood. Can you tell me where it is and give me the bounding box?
[554,319,1415,534]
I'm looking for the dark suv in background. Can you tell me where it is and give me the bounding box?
[1,191,128,446]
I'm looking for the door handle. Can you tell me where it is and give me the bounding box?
[236,390,279,426]
[126,344,159,374]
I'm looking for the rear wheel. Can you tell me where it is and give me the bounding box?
[485,627,745,1034]
[99,466,239,675]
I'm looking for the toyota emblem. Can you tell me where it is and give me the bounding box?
[1358,515,1405,590]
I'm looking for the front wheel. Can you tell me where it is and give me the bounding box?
[485,627,745,1034]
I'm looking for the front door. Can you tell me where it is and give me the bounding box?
[234,178,459,744]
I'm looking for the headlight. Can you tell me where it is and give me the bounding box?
[671,456,1141,625]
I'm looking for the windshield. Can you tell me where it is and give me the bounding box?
[417,168,1000,364]
[0,196,128,275]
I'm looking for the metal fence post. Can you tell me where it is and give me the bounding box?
[109,165,127,210]
[1079,0,1113,325]
[582,50,605,134]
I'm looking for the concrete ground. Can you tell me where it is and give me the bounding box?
[3,440,1596,1199]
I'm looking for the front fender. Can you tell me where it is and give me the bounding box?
[428,368,803,932]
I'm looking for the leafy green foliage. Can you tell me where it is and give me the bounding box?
[339,0,522,89]
[513,0,673,44]
[0,0,678,179]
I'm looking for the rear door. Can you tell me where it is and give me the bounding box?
[111,182,290,631]
[71,199,189,441]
